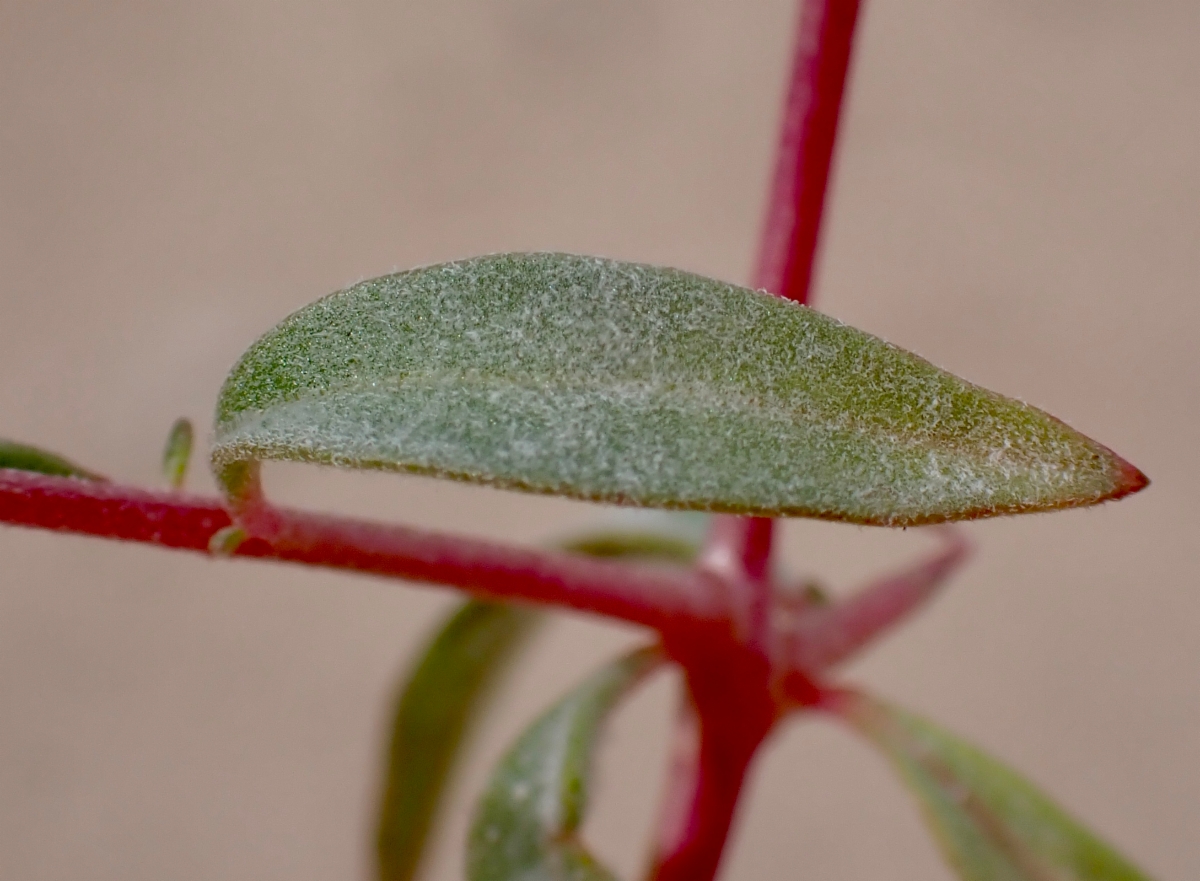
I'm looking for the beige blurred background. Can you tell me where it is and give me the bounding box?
[1,1,1196,879]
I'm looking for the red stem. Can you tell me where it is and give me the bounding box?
[786,529,969,675]
[0,469,724,632]
[698,516,775,654]
[754,0,863,304]
[703,0,864,589]
[700,516,774,584]
[649,699,704,871]
[0,468,957,684]
[702,0,865,624]
[654,2,865,878]
[649,714,764,881]
[651,632,778,881]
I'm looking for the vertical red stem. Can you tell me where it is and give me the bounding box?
[650,720,763,881]
[653,2,865,878]
[754,0,863,304]
[703,0,863,609]
[651,635,777,881]
[701,516,774,587]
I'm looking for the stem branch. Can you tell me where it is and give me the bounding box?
[0,469,723,632]
[785,530,969,676]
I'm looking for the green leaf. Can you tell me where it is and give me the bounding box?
[377,601,542,881]
[0,439,105,481]
[836,691,1155,881]
[162,417,194,489]
[375,517,696,881]
[212,253,1145,525]
[558,511,706,564]
[467,645,663,881]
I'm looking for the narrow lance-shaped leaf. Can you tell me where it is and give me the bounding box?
[162,418,194,489]
[557,511,708,563]
[0,439,106,481]
[377,601,542,881]
[830,689,1155,881]
[467,645,664,881]
[212,253,1146,526]
[376,518,701,881]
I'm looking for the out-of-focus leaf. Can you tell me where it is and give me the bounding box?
[835,690,1155,881]
[377,601,541,881]
[162,418,194,489]
[559,510,707,563]
[375,517,696,881]
[207,525,247,556]
[559,530,698,562]
[211,253,1145,526]
[0,439,105,481]
[467,646,663,881]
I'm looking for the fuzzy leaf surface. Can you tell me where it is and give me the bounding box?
[467,645,662,881]
[838,691,1154,881]
[212,253,1144,525]
[0,439,105,481]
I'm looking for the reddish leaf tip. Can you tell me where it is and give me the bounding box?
[1112,459,1150,500]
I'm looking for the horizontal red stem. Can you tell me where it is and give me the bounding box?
[0,469,723,632]
[0,467,962,682]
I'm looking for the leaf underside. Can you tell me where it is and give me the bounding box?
[467,645,662,881]
[840,692,1154,881]
[212,253,1145,526]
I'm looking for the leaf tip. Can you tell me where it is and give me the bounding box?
[1110,457,1150,501]
[0,439,107,482]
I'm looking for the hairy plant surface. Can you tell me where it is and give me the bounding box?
[212,253,1142,526]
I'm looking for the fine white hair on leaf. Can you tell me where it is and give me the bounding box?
[211,252,1143,526]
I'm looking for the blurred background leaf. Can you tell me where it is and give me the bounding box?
[0,439,105,481]
[835,691,1154,881]
[466,645,663,881]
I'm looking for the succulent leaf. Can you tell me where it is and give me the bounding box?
[377,601,541,881]
[212,253,1146,525]
[162,418,194,489]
